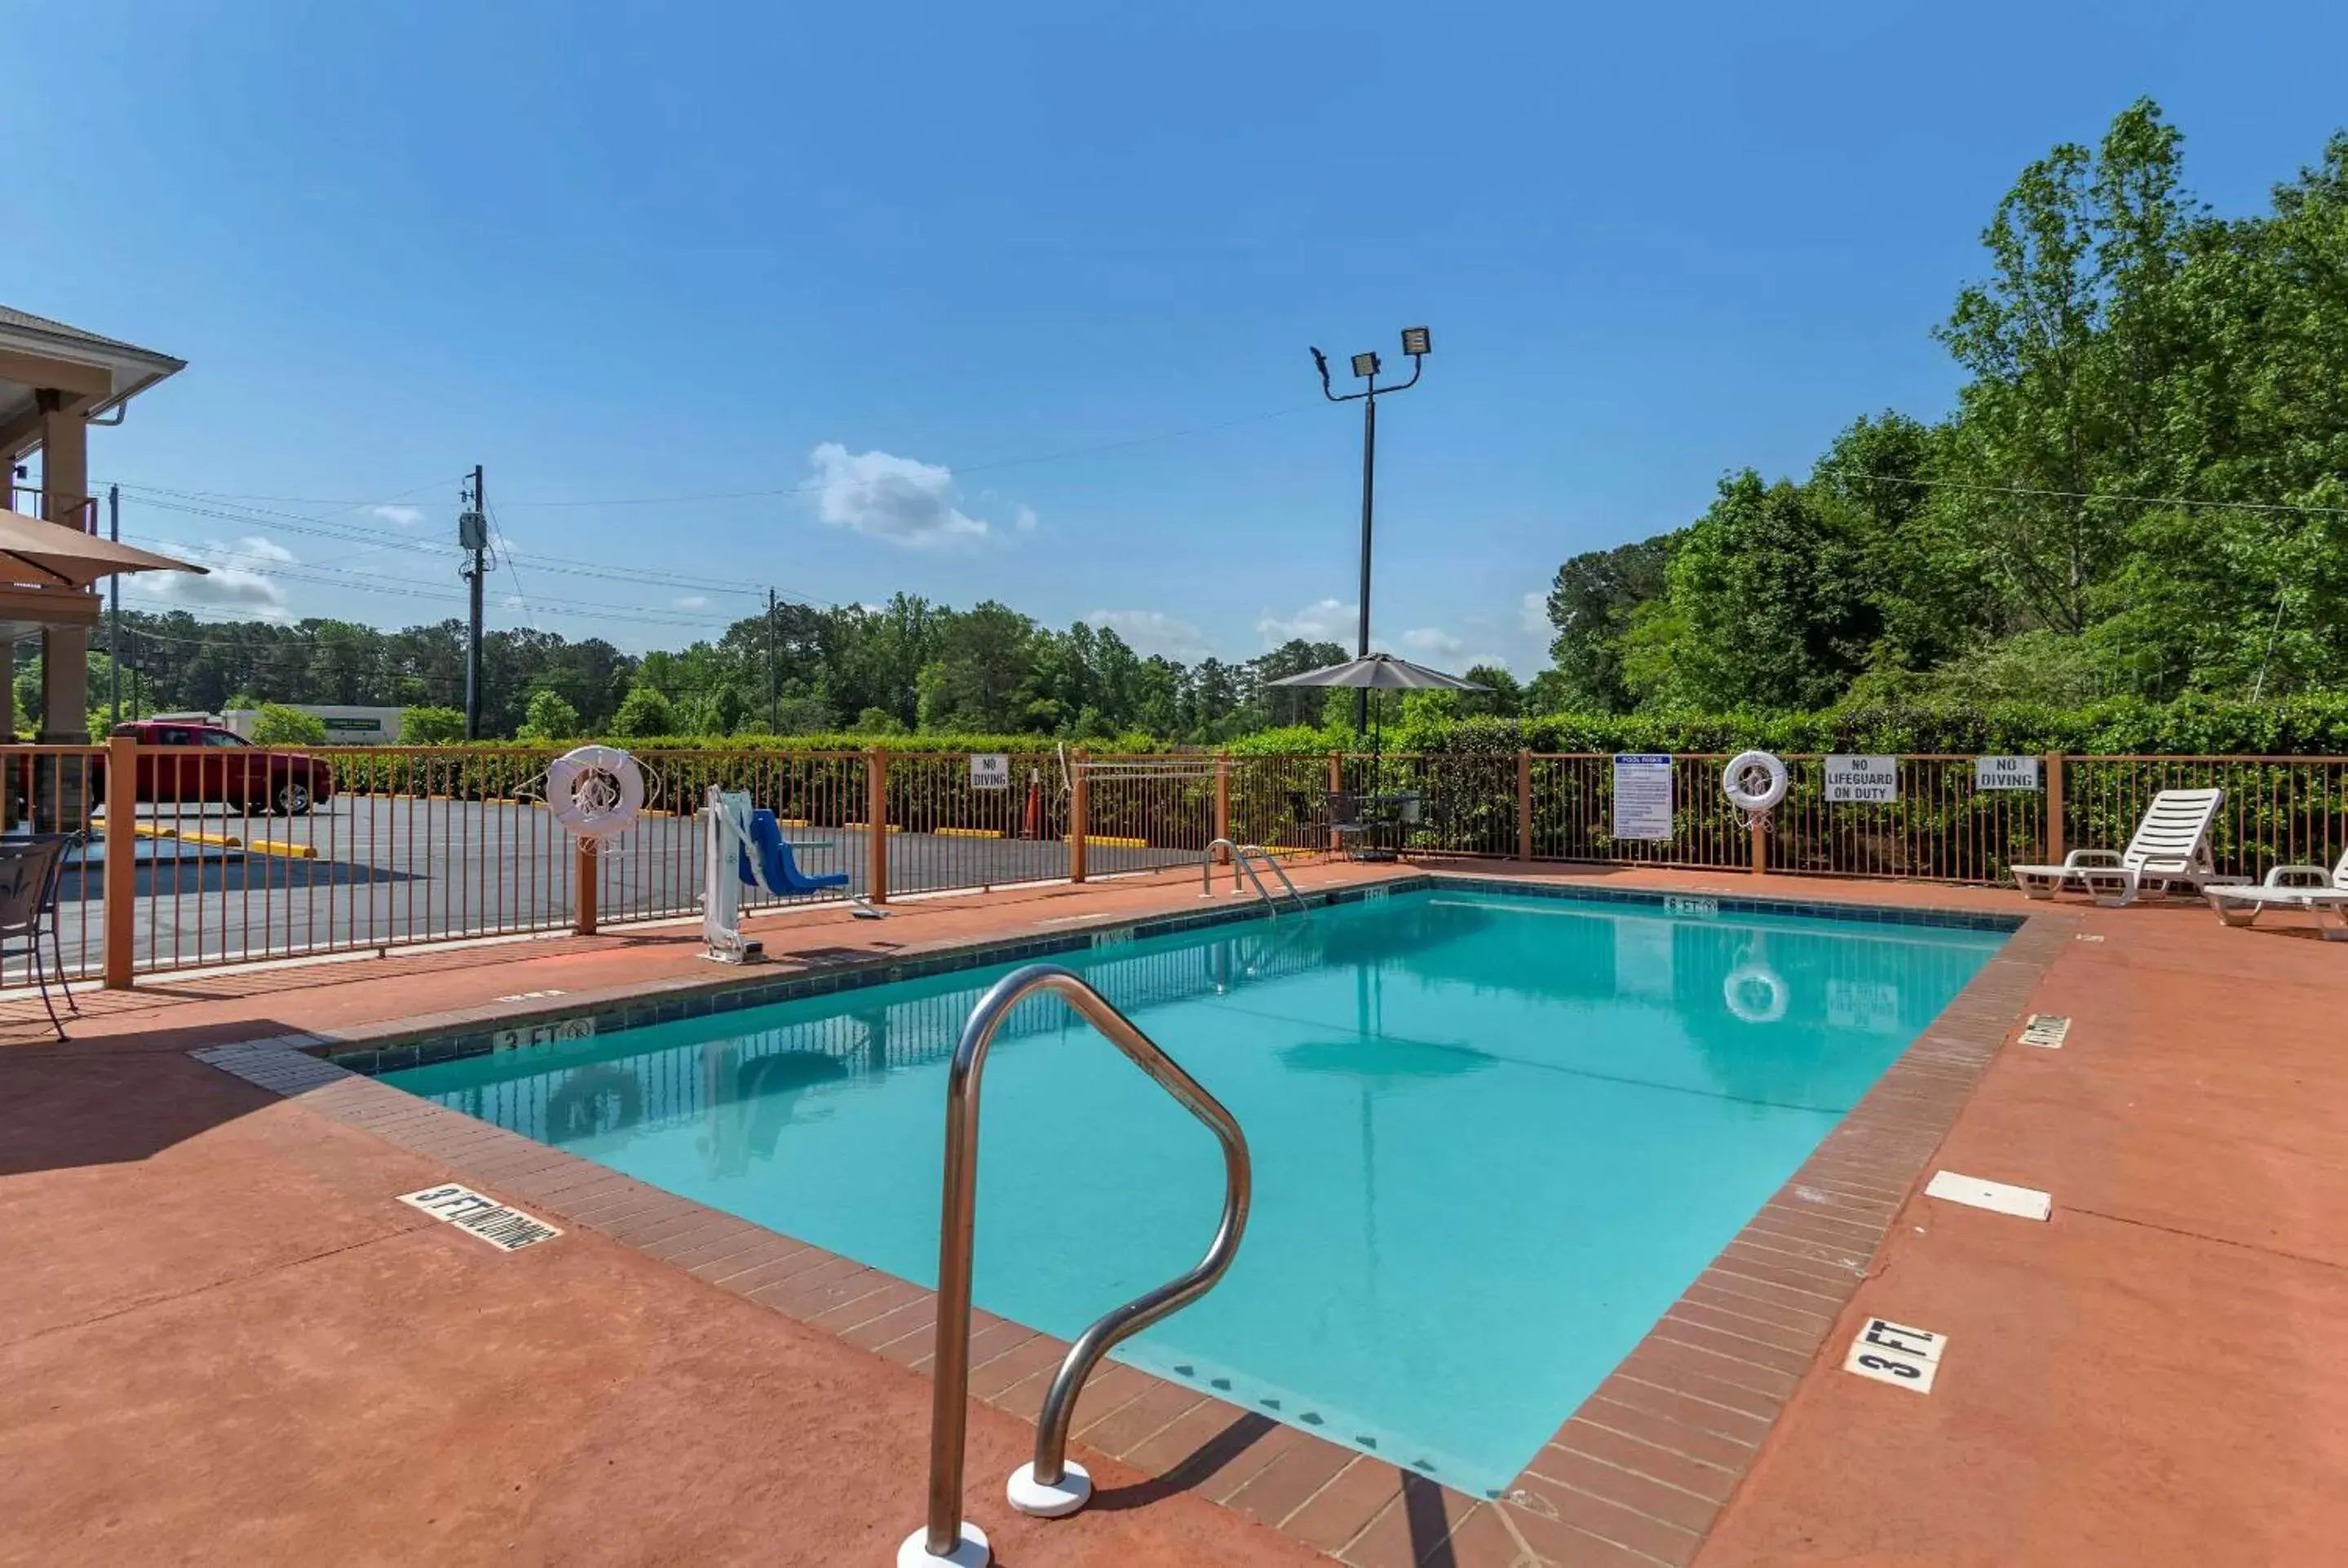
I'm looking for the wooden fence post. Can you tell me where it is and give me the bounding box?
[1214,753,1231,860]
[866,749,890,903]
[103,734,138,988]
[1516,749,1534,862]
[2045,751,2065,866]
[1068,749,1089,882]
[1327,751,1342,852]
[1750,819,1767,877]
[574,840,599,936]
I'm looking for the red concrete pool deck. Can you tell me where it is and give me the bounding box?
[4,860,2345,1566]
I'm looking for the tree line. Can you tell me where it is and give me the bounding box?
[1541,100,2348,714]
[17,599,1452,742]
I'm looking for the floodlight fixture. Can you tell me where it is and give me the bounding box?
[1400,325,1431,357]
[1351,351,1381,379]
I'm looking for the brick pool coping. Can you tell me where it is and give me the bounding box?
[190,877,2072,1568]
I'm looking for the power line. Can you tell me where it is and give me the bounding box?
[1848,471,2348,518]
[492,403,1316,508]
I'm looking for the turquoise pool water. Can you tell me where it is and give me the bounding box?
[385,887,2003,1495]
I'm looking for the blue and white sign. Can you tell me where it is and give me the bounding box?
[1612,753,1675,841]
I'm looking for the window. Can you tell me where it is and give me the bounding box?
[153,727,194,746]
[200,730,249,748]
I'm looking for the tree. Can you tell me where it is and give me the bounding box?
[1460,665,1523,717]
[1544,536,1673,713]
[609,686,676,738]
[516,689,581,741]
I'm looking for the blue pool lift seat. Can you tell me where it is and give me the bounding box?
[736,807,851,896]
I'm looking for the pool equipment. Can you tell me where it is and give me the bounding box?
[906,965,1252,1567]
[546,745,645,839]
[703,788,869,963]
[1722,750,1789,831]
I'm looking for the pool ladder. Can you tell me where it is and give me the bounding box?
[900,965,1254,1568]
[1204,837,1307,914]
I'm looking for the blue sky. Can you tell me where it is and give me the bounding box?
[17,2,2348,670]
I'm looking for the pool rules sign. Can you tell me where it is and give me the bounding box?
[1612,754,1674,840]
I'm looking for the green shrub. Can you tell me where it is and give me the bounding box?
[610,687,676,738]
[250,704,329,745]
[517,690,581,742]
[401,705,467,744]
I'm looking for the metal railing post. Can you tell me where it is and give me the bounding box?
[104,735,138,987]
[1068,750,1088,883]
[1516,749,1533,862]
[2045,752,2065,866]
[867,749,891,904]
[1214,753,1231,861]
[907,964,1251,1566]
[574,839,599,936]
[1326,751,1342,852]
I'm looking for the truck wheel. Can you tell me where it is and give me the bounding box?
[275,780,314,815]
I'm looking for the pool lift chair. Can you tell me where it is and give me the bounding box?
[701,787,877,964]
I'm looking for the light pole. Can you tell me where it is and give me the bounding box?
[1311,325,1431,734]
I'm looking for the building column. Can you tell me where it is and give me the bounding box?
[34,392,92,830]
[36,391,91,746]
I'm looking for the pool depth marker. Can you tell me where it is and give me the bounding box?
[1842,1316,1946,1393]
[399,1185,564,1251]
[2017,1014,2071,1049]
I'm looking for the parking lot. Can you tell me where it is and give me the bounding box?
[35,795,1201,982]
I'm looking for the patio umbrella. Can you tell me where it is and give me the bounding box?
[1265,651,1488,799]
[0,507,207,589]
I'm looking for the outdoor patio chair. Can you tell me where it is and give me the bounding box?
[0,833,79,1038]
[2010,788,2248,908]
[1326,791,1376,858]
[2204,846,2348,940]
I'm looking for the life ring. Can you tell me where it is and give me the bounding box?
[547,744,644,839]
[1722,750,1789,813]
[1722,963,1789,1024]
[545,1064,643,1144]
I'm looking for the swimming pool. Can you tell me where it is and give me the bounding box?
[385,886,2005,1496]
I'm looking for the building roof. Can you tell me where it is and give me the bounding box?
[0,305,185,370]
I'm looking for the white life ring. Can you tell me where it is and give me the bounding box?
[1722,962,1789,1024]
[546,744,644,839]
[1722,750,1789,813]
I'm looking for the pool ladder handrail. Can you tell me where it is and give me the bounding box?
[1204,837,1307,913]
[905,964,1253,1567]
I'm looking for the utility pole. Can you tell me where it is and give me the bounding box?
[1311,328,1433,735]
[767,586,780,732]
[108,484,121,727]
[459,465,487,740]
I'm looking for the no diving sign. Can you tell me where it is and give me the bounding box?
[970,753,1010,789]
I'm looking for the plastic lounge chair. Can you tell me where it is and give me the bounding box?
[2204,846,2348,940]
[2009,787,2248,908]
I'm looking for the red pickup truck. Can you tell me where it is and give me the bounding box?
[99,720,335,815]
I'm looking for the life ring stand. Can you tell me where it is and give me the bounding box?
[547,744,645,841]
[1722,750,1789,824]
[1722,962,1789,1024]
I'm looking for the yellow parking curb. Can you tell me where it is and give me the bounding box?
[1065,834,1147,850]
[246,837,318,859]
[175,828,244,849]
[847,822,904,833]
[130,823,179,841]
[935,827,1004,839]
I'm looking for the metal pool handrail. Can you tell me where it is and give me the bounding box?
[1204,837,1306,912]
[909,964,1253,1565]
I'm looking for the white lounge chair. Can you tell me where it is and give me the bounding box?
[2010,788,2249,908]
[2204,846,2348,940]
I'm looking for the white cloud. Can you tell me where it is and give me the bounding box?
[673,594,710,611]
[1014,505,1039,534]
[805,443,996,550]
[1256,598,1359,646]
[368,505,427,528]
[147,536,294,618]
[1520,590,1551,638]
[1401,626,1466,659]
[1084,609,1212,661]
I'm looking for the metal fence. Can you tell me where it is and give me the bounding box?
[14,740,2346,991]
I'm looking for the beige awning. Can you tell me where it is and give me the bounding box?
[0,506,206,588]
